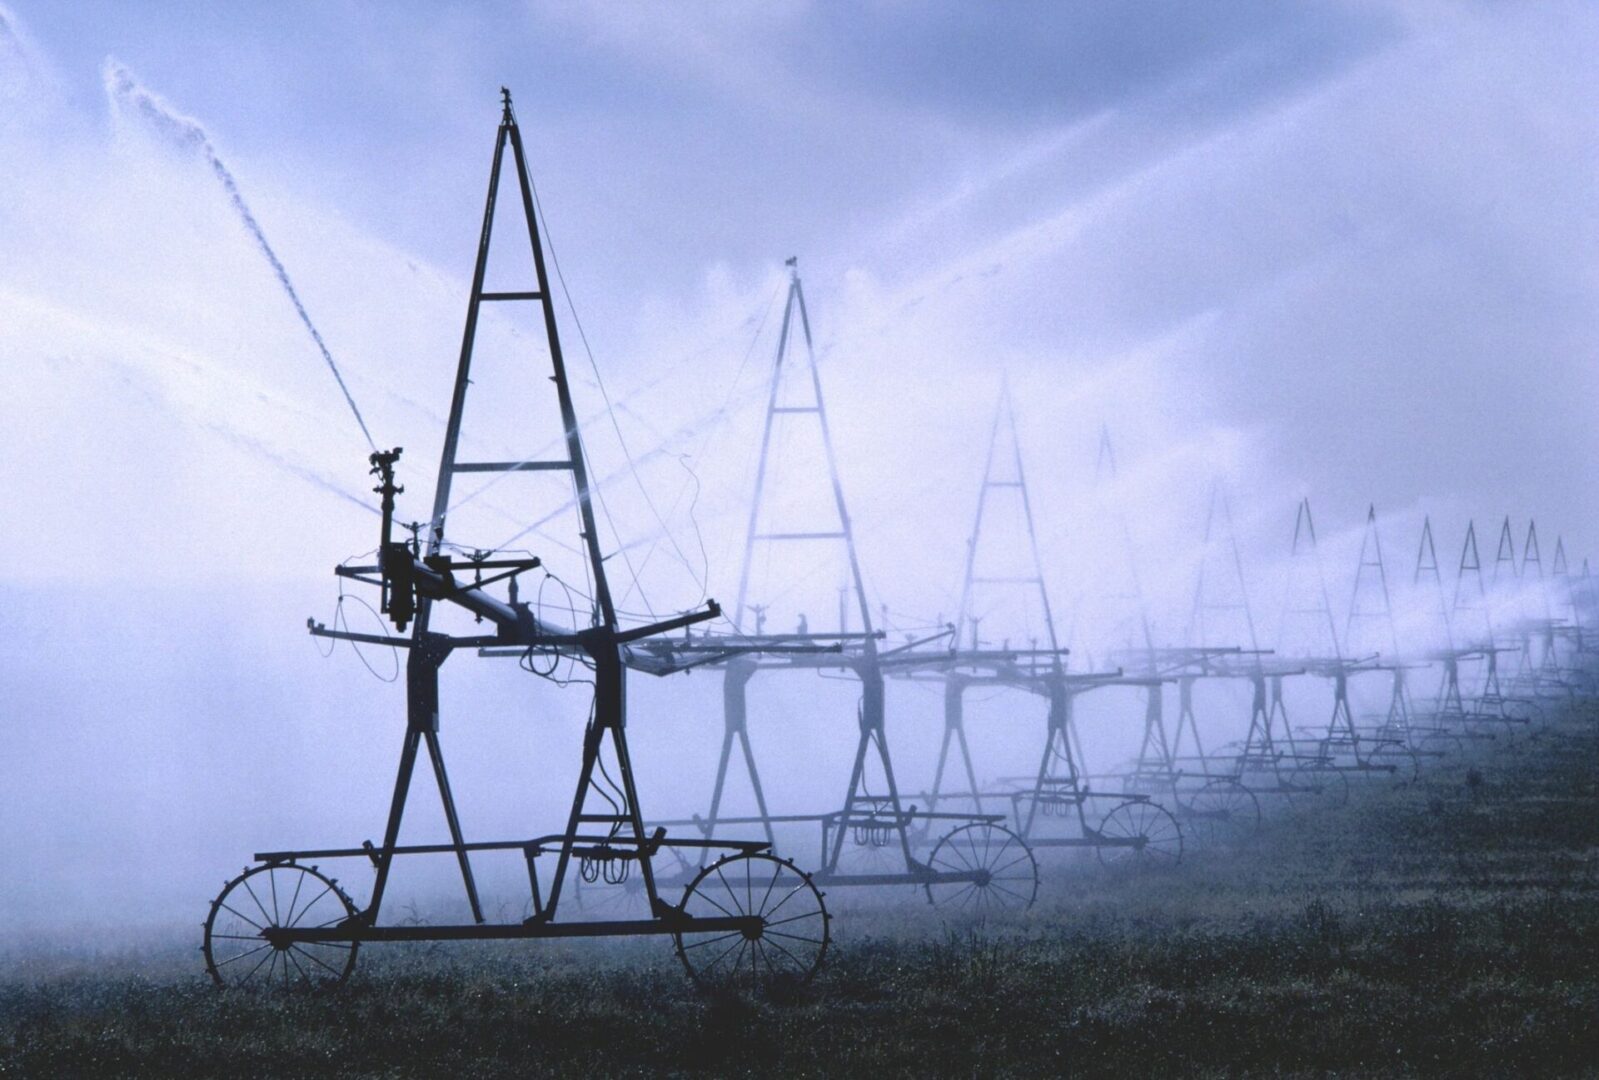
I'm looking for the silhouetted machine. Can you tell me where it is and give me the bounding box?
[203,90,829,990]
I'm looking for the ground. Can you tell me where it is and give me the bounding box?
[3,708,1598,1078]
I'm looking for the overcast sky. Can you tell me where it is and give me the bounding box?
[0,2,1595,927]
[5,2,1593,587]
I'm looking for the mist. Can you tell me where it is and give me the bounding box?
[1,1,1595,937]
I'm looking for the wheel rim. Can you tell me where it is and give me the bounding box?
[675,853,829,990]
[1096,800,1184,867]
[924,823,1039,913]
[204,864,358,989]
[1183,779,1260,847]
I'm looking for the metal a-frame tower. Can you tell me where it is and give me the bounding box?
[1452,520,1527,728]
[920,399,1182,863]
[661,263,1041,909]
[1412,517,1477,741]
[206,92,832,991]
[1080,438,1259,845]
[1548,538,1596,692]
[1276,499,1400,778]
[931,379,1060,817]
[1517,522,1565,696]
[1343,506,1422,767]
[1185,486,1334,813]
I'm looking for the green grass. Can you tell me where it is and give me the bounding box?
[4,713,1599,1077]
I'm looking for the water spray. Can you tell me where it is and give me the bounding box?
[102,59,377,453]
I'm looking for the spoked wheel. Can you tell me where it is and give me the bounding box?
[1285,762,1350,815]
[1181,778,1261,848]
[204,863,359,989]
[1095,799,1184,867]
[675,852,829,991]
[924,823,1039,913]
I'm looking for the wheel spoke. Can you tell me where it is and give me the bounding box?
[239,946,274,986]
[990,880,1028,904]
[688,885,741,920]
[934,839,975,872]
[268,868,282,926]
[283,867,307,928]
[240,877,275,927]
[982,837,1015,871]
[762,880,813,921]
[763,935,807,972]
[756,861,783,915]
[965,827,983,871]
[987,852,1033,877]
[700,935,746,976]
[287,885,334,928]
[219,901,265,932]
[714,865,748,917]
[764,909,824,929]
[214,942,272,968]
[766,930,826,945]
[680,930,744,952]
[292,945,344,979]
[284,947,309,984]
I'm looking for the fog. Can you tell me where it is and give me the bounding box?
[0,3,1594,933]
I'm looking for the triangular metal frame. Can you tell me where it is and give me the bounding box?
[358,92,704,927]
[933,381,1060,815]
[701,260,922,880]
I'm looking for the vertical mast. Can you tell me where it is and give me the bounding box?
[427,91,612,629]
[955,380,1060,659]
[732,259,872,643]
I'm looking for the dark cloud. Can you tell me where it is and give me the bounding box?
[788,1,1397,131]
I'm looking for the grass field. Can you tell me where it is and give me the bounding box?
[4,709,1598,1078]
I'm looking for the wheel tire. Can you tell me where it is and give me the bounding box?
[204,863,358,989]
[1096,799,1184,867]
[675,852,829,990]
[924,823,1039,913]
[1181,778,1261,848]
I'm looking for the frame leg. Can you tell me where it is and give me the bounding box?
[423,730,484,924]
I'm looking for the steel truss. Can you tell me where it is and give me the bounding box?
[1180,484,1342,812]
[1270,499,1413,781]
[645,264,1040,914]
[900,393,1189,863]
[205,93,831,991]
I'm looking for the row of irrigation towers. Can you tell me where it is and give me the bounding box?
[202,96,1599,991]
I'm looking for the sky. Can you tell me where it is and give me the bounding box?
[0,1,1595,930]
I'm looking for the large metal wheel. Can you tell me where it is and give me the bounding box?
[675,852,829,990]
[204,863,359,989]
[923,823,1039,913]
[1285,761,1350,815]
[1095,799,1184,867]
[1181,778,1261,848]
